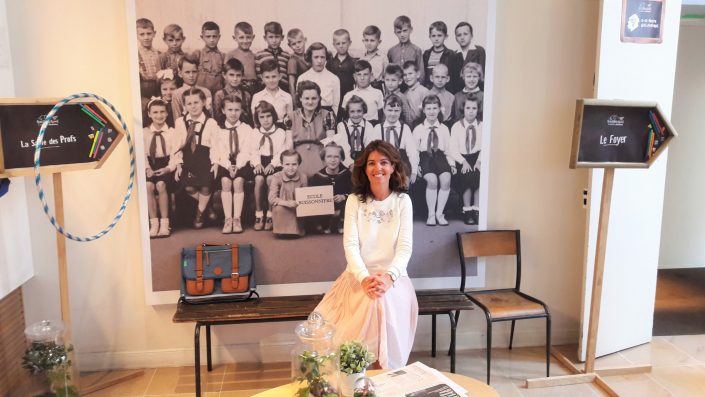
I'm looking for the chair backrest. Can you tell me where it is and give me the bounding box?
[456,230,521,292]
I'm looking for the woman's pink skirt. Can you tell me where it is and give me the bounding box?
[314,271,418,369]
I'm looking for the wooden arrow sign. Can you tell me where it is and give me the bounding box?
[570,99,677,169]
[0,98,126,177]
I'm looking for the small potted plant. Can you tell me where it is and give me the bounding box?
[338,341,374,397]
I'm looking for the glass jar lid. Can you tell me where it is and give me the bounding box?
[25,320,64,342]
[295,311,335,342]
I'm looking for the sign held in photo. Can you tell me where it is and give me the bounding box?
[295,185,334,217]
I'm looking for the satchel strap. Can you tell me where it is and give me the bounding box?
[231,244,240,288]
[195,245,204,291]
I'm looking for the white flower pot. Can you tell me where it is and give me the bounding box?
[340,370,366,397]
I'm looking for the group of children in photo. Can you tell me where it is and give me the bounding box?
[138,14,485,238]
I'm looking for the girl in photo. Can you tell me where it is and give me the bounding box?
[411,95,453,226]
[212,95,256,233]
[309,142,352,234]
[450,96,482,224]
[252,100,290,231]
[268,149,307,237]
[174,87,220,229]
[144,98,178,237]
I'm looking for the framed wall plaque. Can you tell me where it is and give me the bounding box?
[621,0,665,43]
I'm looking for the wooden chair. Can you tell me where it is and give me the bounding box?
[456,230,551,384]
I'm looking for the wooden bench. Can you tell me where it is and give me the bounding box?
[173,289,473,397]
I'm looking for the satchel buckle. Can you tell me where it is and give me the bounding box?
[230,272,241,288]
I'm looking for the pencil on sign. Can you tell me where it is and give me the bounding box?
[89,129,100,157]
[93,129,105,159]
[81,106,105,127]
[81,104,108,125]
[648,110,664,136]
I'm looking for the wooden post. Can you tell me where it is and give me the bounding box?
[526,168,645,395]
[52,173,81,391]
[584,168,614,373]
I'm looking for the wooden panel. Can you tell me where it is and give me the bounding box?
[0,288,28,396]
[460,231,517,258]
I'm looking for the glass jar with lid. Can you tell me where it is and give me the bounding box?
[291,311,339,397]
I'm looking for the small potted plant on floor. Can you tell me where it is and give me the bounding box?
[338,341,374,397]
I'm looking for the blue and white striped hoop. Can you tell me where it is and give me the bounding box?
[33,93,135,242]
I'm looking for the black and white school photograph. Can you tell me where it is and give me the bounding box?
[132,0,493,301]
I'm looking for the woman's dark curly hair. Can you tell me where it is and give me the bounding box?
[351,140,409,201]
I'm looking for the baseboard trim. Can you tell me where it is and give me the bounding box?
[78,327,579,371]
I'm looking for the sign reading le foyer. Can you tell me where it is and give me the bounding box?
[570,99,675,169]
[0,100,123,177]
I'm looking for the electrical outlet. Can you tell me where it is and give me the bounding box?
[583,189,588,208]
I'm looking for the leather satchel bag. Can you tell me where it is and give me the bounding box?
[180,243,257,303]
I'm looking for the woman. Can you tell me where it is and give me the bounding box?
[314,140,417,369]
[288,80,336,177]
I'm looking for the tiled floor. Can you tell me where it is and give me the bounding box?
[83,335,705,396]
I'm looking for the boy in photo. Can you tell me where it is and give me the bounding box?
[214,58,253,126]
[190,21,226,94]
[455,22,486,74]
[361,25,387,90]
[387,15,424,86]
[403,60,430,125]
[137,18,161,104]
[158,24,186,87]
[381,64,414,126]
[172,58,213,117]
[287,28,309,99]
[341,60,384,123]
[252,59,293,123]
[226,22,258,93]
[326,29,356,109]
[428,64,455,124]
[255,21,291,92]
[423,21,460,92]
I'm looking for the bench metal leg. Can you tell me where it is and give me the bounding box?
[195,323,201,397]
[206,325,212,371]
[431,314,437,357]
[448,312,457,373]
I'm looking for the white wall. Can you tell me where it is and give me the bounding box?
[579,0,682,360]
[9,0,596,370]
[659,21,705,269]
[0,0,34,301]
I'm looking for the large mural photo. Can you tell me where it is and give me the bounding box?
[131,0,493,301]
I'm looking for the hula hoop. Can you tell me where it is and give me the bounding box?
[33,93,135,242]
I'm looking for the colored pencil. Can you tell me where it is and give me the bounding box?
[89,129,100,157]
[80,104,108,124]
[93,129,105,159]
[649,110,665,136]
[81,107,105,127]
[648,131,655,159]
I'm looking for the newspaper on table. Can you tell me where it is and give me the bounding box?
[369,361,468,396]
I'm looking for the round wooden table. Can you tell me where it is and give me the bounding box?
[252,369,500,396]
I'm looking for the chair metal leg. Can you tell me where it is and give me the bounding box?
[195,324,201,397]
[486,318,492,384]
[546,315,552,377]
[448,312,457,373]
[431,314,437,357]
[449,310,460,356]
[509,320,516,350]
